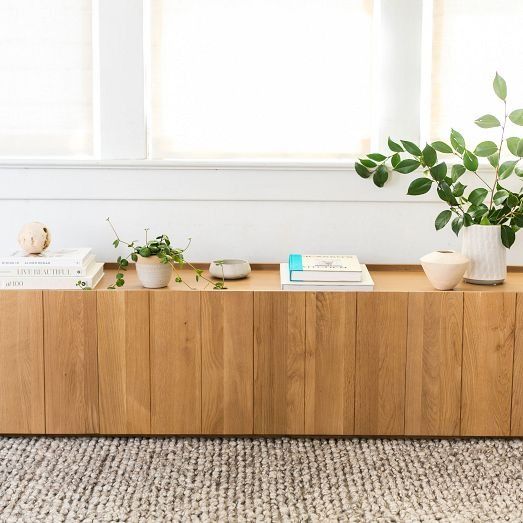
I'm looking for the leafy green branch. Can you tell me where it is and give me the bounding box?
[355,72,523,248]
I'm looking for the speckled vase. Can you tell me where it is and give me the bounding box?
[462,225,506,285]
[136,256,172,288]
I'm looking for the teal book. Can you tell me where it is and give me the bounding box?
[288,254,362,282]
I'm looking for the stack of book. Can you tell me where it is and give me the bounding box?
[280,254,374,291]
[0,248,103,289]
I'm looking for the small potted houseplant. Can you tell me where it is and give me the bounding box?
[106,218,225,290]
[355,73,523,284]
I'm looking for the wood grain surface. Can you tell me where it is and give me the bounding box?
[305,292,356,435]
[97,291,150,434]
[461,292,515,436]
[405,292,463,436]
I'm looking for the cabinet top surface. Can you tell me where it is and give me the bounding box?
[91,266,523,293]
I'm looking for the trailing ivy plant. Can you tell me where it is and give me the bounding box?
[106,218,226,290]
[355,73,523,248]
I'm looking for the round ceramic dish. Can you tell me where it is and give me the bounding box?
[209,259,251,280]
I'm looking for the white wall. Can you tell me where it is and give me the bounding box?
[2,163,523,265]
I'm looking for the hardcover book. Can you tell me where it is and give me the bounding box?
[0,262,104,290]
[0,254,96,277]
[288,254,362,282]
[0,248,92,267]
[280,263,374,291]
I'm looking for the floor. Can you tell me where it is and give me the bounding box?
[0,437,522,522]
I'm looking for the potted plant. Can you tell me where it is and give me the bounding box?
[106,218,225,290]
[355,73,523,284]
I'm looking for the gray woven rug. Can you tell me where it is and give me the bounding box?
[0,437,522,522]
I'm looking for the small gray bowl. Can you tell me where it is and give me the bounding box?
[209,259,251,280]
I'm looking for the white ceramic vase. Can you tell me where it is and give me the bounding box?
[135,256,172,288]
[462,224,506,285]
[420,250,469,290]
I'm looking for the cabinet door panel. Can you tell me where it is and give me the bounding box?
[305,292,356,435]
[461,293,515,436]
[98,291,150,434]
[512,293,523,436]
[150,292,201,434]
[254,292,305,435]
[202,292,253,434]
[44,291,99,434]
[0,291,44,434]
[355,293,408,436]
[405,292,463,436]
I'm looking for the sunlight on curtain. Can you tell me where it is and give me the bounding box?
[430,0,523,147]
[149,0,375,159]
[0,0,92,157]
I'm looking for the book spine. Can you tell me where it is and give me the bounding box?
[288,254,303,272]
[0,274,99,290]
[0,267,89,277]
[0,258,85,267]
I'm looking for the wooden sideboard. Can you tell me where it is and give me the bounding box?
[1,266,523,437]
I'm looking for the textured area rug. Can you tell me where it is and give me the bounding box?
[0,437,522,522]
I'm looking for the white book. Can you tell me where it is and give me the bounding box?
[0,254,96,277]
[0,248,92,267]
[0,262,104,290]
[280,263,374,291]
[289,254,362,282]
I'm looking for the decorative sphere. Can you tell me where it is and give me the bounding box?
[18,222,51,254]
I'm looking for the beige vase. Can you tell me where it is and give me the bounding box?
[135,256,172,288]
[420,250,469,290]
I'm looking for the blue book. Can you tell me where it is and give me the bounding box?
[288,254,362,282]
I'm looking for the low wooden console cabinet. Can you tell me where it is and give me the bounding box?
[1,266,523,437]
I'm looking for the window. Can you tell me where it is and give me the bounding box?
[149,0,375,160]
[429,0,523,145]
[0,0,92,157]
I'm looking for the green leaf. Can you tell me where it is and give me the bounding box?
[437,182,456,204]
[474,114,501,128]
[394,159,421,174]
[518,140,523,158]
[367,153,387,162]
[499,160,518,180]
[463,150,479,172]
[139,247,151,257]
[435,209,452,230]
[401,140,422,157]
[468,187,488,206]
[470,204,489,221]
[422,144,437,167]
[493,190,509,206]
[480,215,491,225]
[131,253,138,262]
[451,164,466,182]
[450,129,465,154]
[388,137,404,152]
[513,215,523,228]
[355,162,371,179]
[360,158,377,168]
[452,181,466,197]
[501,224,515,248]
[474,141,498,157]
[516,167,523,177]
[373,165,388,188]
[509,109,523,126]
[430,162,447,181]
[115,279,125,287]
[451,216,464,236]
[407,178,432,195]
[113,239,119,248]
[493,72,507,101]
[508,193,520,207]
[488,152,500,168]
[463,213,473,226]
[391,153,401,168]
[431,141,453,154]
[507,137,521,156]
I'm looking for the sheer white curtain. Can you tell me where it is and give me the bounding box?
[430,0,523,146]
[149,0,375,159]
[0,0,93,157]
